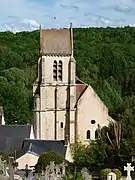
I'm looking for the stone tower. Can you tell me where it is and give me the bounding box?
[33,25,76,143]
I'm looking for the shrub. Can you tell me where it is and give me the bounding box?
[64,171,83,180]
[112,169,122,180]
[100,168,111,180]
[35,151,66,171]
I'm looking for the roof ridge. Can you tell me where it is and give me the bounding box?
[24,139,65,142]
[0,125,32,127]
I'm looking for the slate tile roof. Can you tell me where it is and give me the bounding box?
[40,29,72,56]
[16,139,67,159]
[0,125,31,153]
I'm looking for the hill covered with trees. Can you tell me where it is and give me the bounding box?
[0,27,135,127]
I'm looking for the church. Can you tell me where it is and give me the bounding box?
[33,25,114,144]
[0,26,115,168]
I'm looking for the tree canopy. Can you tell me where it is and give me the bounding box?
[0,27,135,127]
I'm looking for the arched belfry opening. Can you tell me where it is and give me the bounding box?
[58,60,63,81]
[53,60,57,81]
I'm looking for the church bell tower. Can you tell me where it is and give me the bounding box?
[33,25,76,144]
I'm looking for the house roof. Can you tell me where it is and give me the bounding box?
[16,139,67,159]
[40,29,72,56]
[0,125,32,153]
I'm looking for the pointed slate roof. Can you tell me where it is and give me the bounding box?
[0,106,4,125]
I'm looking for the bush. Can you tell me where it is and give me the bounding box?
[64,171,83,180]
[100,168,111,180]
[35,151,66,171]
[112,169,122,180]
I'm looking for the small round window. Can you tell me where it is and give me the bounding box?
[91,120,96,124]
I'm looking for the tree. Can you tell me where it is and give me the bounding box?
[72,140,107,171]
[0,68,31,124]
[35,151,65,171]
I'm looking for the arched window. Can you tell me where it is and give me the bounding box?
[60,122,63,128]
[53,60,57,81]
[95,130,99,139]
[86,130,91,139]
[58,60,62,81]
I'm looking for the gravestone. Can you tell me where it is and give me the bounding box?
[8,156,14,180]
[81,167,92,180]
[61,162,66,177]
[107,172,116,180]
[45,161,65,180]
[49,161,55,180]
[0,156,9,180]
[124,163,134,180]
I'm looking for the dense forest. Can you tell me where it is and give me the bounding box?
[0,27,135,127]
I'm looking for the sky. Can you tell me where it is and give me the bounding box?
[0,0,135,32]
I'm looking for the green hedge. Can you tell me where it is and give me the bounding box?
[112,169,122,180]
[100,168,111,180]
[100,168,122,180]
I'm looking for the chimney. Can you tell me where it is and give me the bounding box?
[0,106,5,125]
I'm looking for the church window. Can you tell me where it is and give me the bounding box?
[53,60,57,81]
[95,130,99,139]
[58,60,63,81]
[91,120,96,124]
[60,122,63,128]
[86,130,91,139]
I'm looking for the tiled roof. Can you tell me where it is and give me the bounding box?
[0,125,31,153]
[16,139,67,159]
[76,84,88,103]
[40,29,72,55]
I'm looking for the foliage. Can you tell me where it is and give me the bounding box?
[112,169,122,180]
[72,140,107,170]
[0,30,39,124]
[35,151,65,171]
[100,168,111,180]
[1,28,135,162]
[0,152,8,162]
[64,171,83,180]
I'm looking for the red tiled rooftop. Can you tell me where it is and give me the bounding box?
[76,84,87,102]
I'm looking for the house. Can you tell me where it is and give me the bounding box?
[15,139,72,169]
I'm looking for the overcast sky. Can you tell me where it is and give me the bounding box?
[0,0,135,31]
